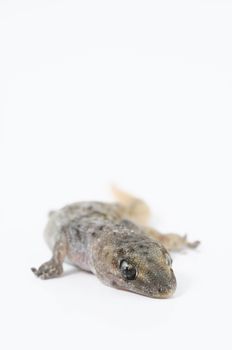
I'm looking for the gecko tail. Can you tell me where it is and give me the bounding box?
[111,185,151,225]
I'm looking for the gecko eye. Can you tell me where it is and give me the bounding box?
[120,260,137,280]
[165,254,172,266]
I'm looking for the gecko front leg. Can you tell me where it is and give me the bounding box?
[31,237,67,279]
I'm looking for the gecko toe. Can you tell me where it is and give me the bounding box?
[187,240,201,249]
[31,267,39,276]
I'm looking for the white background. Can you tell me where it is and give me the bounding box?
[1,1,232,349]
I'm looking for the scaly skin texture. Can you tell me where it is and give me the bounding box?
[32,189,200,298]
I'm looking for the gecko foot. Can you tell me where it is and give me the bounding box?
[31,258,63,279]
[186,239,201,249]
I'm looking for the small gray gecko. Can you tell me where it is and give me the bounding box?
[32,187,200,298]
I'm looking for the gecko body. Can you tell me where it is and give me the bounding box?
[32,189,200,298]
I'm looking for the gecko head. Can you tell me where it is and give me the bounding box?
[93,230,177,299]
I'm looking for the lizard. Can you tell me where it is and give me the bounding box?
[31,187,200,298]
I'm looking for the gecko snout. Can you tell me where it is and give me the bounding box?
[158,284,175,297]
[157,269,177,298]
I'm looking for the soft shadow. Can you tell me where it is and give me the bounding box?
[172,271,193,298]
[62,266,93,278]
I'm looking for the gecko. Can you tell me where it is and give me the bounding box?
[32,187,200,298]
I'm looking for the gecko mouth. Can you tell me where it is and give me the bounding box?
[140,282,176,299]
[110,275,176,299]
[127,277,176,299]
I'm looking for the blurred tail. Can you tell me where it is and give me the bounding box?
[111,185,151,225]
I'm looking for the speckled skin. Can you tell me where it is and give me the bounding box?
[32,189,200,298]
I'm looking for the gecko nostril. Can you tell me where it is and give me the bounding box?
[158,284,173,294]
[158,287,165,293]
